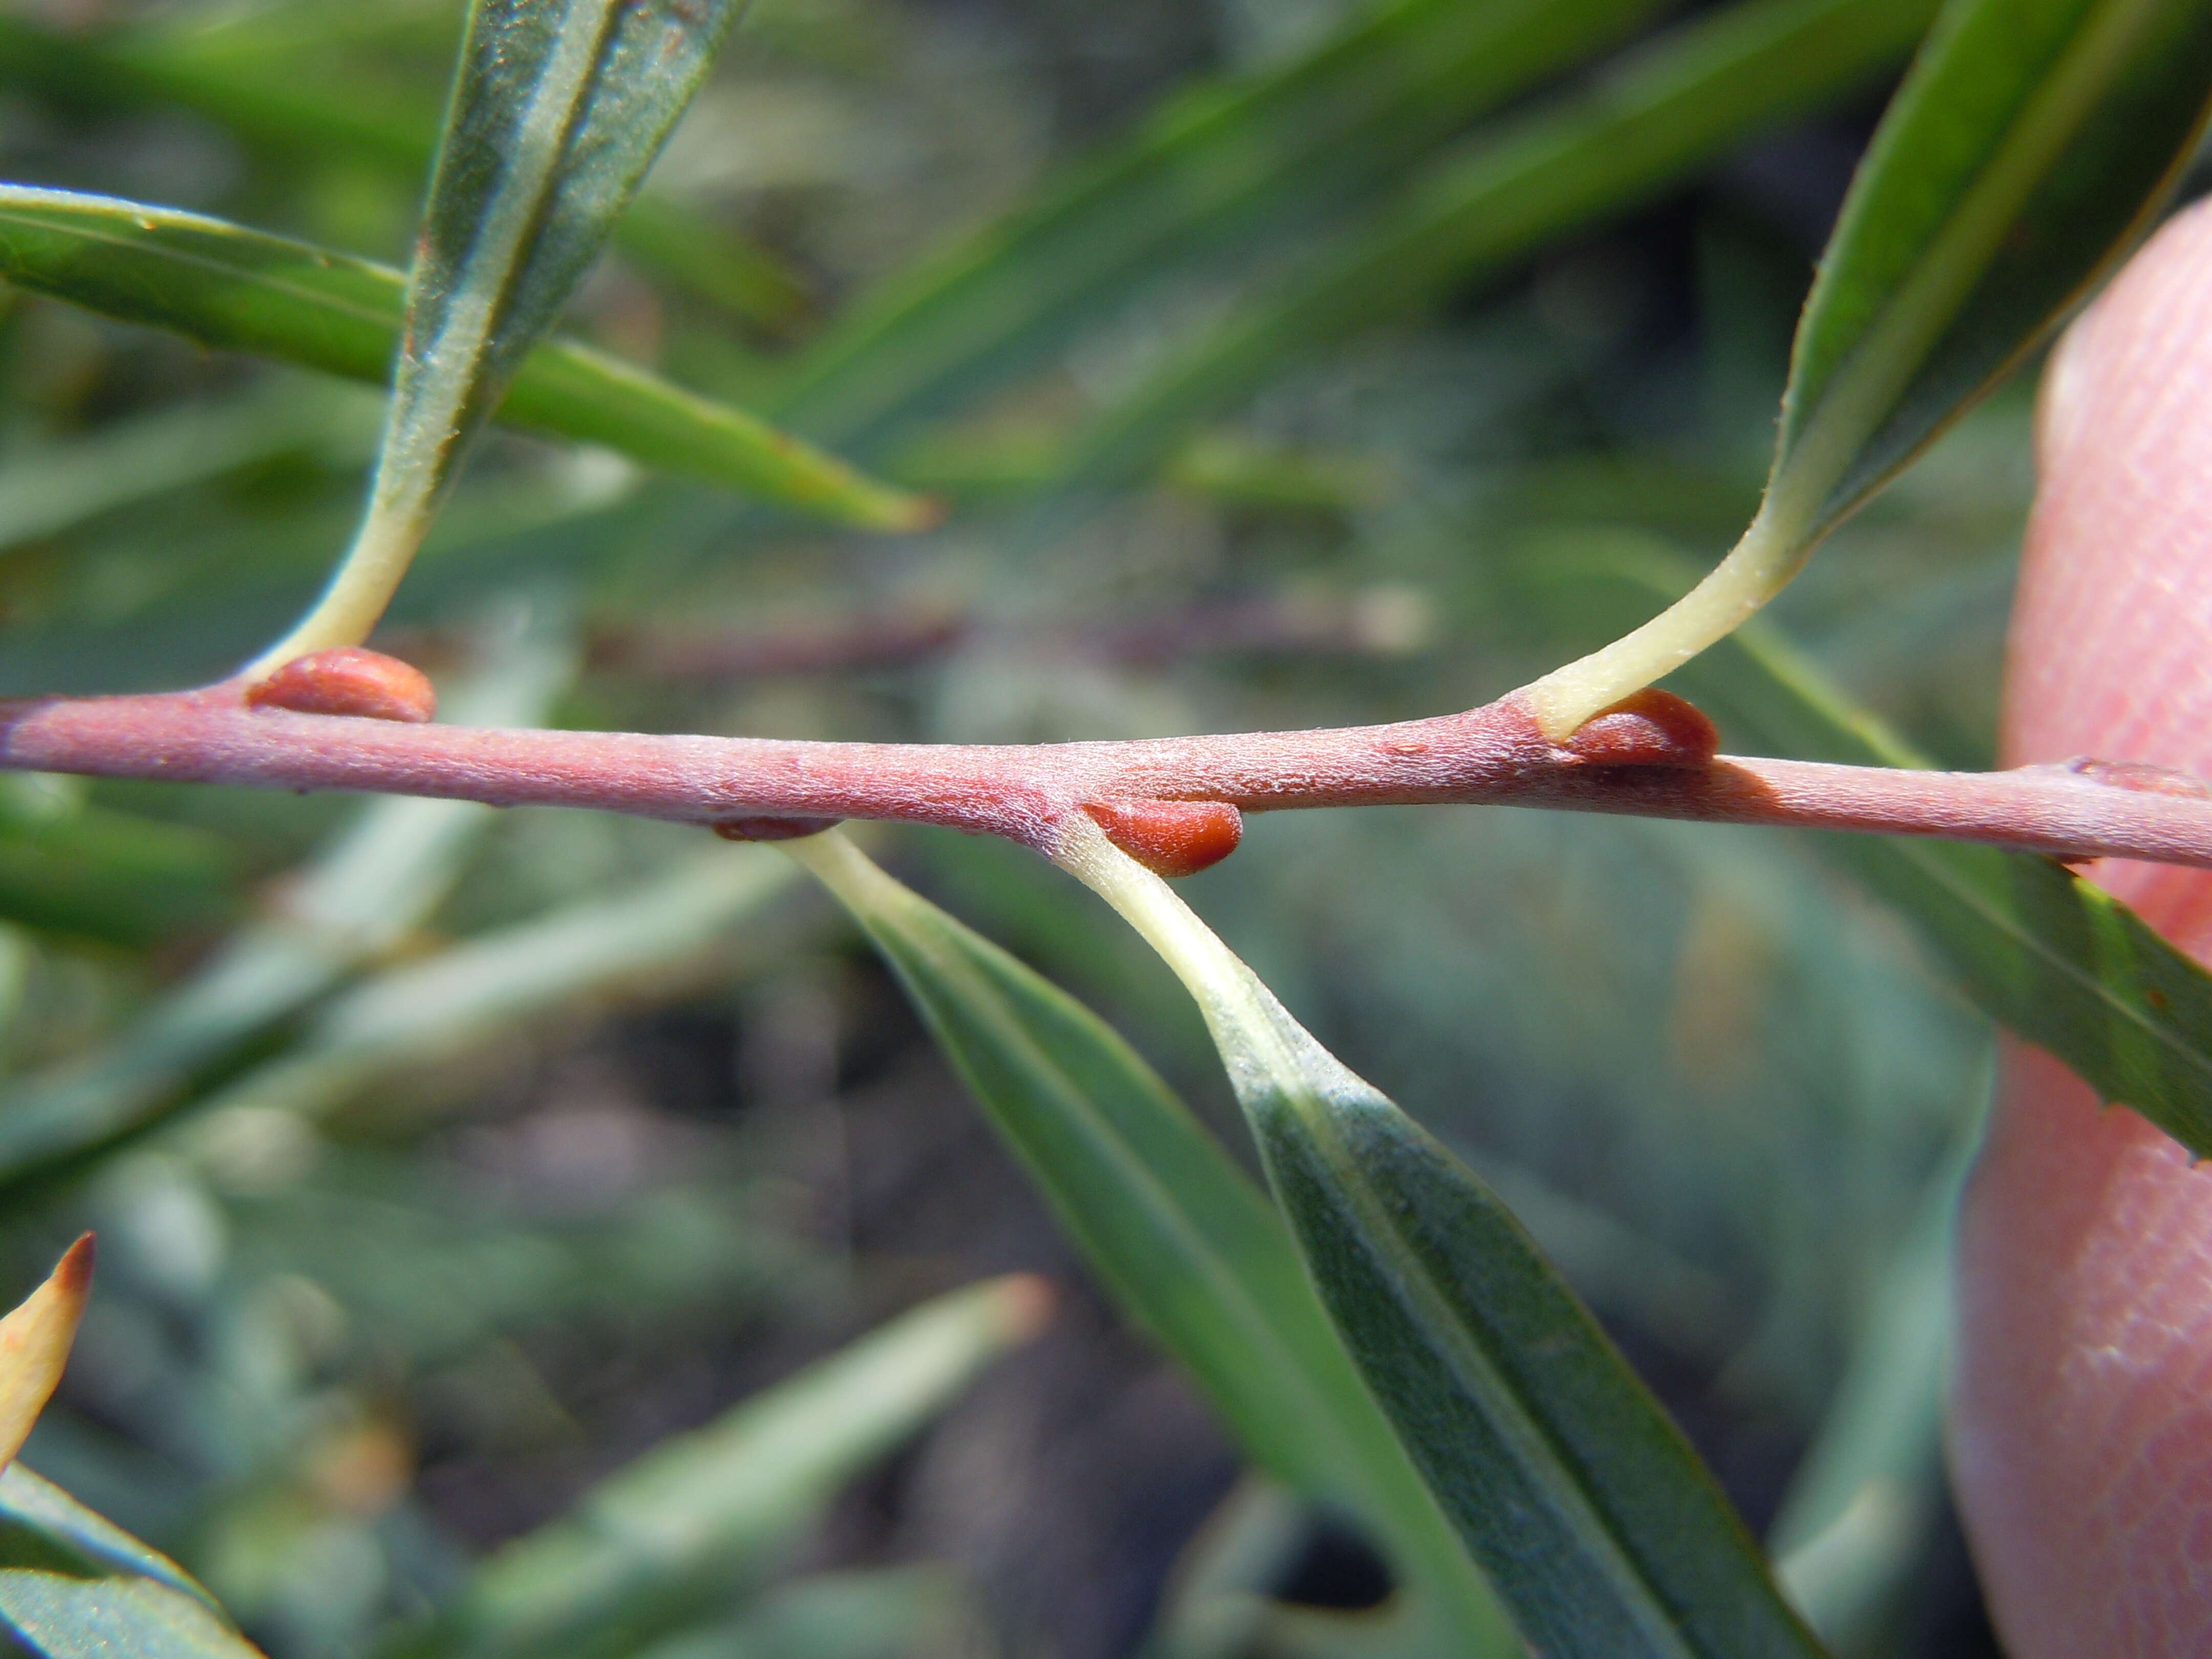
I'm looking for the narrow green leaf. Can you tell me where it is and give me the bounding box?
[264,0,775,661]
[1519,530,2212,1157]
[395,0,748,475]
[781,832,1516,1652]
[775,0,1680,453]
[0,1465,261,1659]
[1531,0,2212,733]
[787,836,1530,1654]
[192,847,802,1125]
[1779,0,2212,533]
[0,189,928,530]
[1057,0,1940,492]
[0,9,811,329]
[0,1578,262,1659]
[1058,825,1826,1659]
[377,1276,1044,1659]
[0,1466,220,1615]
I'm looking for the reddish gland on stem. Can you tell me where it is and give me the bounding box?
[1564,688,1719,768]
[247,648,437,724]
[712,815,843,842]
[1084,799,1243,877]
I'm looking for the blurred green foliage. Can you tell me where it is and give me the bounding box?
[0,0,2168,1651]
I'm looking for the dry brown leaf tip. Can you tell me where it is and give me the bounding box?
[0,1233,95,1470]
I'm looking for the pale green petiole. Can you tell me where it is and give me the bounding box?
[245,0,622,678]
[1524,495,1810,739]
[1049,814,1359,1111]
[1529,0,2162,739]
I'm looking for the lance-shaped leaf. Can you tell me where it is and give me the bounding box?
[376,1275,1047,1659]
[780,832,1516,1652]
[1531,0,2212,734]
[0,1464,264,1659]
[259,0,752,667]
[1057,821,1826,1659]
[0,1240,93,1472]
[0,189,928,531]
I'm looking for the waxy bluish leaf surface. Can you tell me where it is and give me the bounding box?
[0,1467,262,1659]
[1054,830,1827,1658]
[367,0,750,521]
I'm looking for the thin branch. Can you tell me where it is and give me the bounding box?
[7,679,2212,874]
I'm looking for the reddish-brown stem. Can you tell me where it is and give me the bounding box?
[5,683,2212,870]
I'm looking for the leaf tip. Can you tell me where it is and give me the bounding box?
[52,1233,94,1300]
[986,1272,1057,1344]
[0,1232,96,1467]
[882,490,951,534]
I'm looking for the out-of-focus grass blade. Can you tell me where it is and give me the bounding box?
[191,846,803,1125]
[0,1465,262,1659]
[1769,1079,1981,1651]
[1140,1478,1445,1659]
[782,832,1517,1654]
[774,0,1676,453]
[0,10,812,329]
[1059,0,1941,492]
[0,384,378,551]
[375,1275,1047,1659]
[0,782,238,948]
[0,190,927,530]
[1531,0,2212,732]
[624,1565,988,1659]
[0,609,572,1189]
[1059,824,1826,1659]
[1521,530,2212,1157]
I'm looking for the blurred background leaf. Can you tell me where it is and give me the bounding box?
[0,0,2184,1651]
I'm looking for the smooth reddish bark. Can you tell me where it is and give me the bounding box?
[4,680,2212,869]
